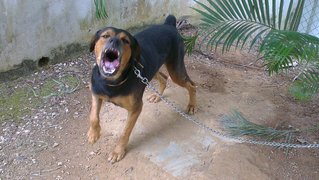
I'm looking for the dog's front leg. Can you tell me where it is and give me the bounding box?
[108,102,143,163]
[87,94,103,144]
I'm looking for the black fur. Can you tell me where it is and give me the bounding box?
[91,15,189,99]
[164,15,177,26]
[91,64,142,97]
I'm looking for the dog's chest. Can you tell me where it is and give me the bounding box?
[104,95,136,110]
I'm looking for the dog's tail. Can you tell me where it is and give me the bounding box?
[164,15,177,27]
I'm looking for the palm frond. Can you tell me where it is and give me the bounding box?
[193,0,305,52]
[94,0,108,20]
[193,0,319,99]
[182,34,198,56]
[260,30,319,74]
[220,110,295,140]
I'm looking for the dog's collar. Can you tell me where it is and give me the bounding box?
[134,59,144,69]
[105,76,129,87]
[104,59,143,87]
[104,61,132,87]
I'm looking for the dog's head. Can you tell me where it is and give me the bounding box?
[90,27,140,80]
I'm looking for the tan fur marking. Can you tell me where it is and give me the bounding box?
[118,32,131,44]
[94,28,116,66]
[87,94,103,144]
[93,30,133,81]
[165,66,197,114]
[148,71,168,103]
[107,94,142,163]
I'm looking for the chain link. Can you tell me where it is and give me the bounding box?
[134,67,319,148]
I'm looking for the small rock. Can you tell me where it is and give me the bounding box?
[124,166,134,174]
[297,138,308,144]
[58,162,63,166]
[53,142,59,148]
[89,151,95,156]
[24,130,30,134]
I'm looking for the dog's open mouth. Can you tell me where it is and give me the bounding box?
[101,48,120,75]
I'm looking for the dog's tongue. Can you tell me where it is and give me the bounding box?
[102,59,120,74]
[105,59,120,69]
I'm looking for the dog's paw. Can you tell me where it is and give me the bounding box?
[87,126,101,144]
[147,94,161,103]
[108,146,126,163]
[186,104,197,115]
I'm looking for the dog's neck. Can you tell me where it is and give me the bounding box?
[105,62,133,87]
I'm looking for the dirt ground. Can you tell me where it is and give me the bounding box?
[1,36,319,179]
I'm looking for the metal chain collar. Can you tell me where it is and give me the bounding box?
[133,66,319,149]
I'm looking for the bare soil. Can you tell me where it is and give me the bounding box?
[1,42,319,179]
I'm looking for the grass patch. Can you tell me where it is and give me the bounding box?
[289,81,313,102]
[0,74,81,123]
[0,84,40,122]
[306,123,319,133]
[38,74,81,98]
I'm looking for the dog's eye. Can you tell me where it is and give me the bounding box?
[102,34,110,38]
[122,38,130,44]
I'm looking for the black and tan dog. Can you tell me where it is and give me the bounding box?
[87,15,196,163]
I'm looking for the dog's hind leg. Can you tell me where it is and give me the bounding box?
[87,94,103,144]
[167,70,197,114]
[147,71,168,103]
[165,60,197,114]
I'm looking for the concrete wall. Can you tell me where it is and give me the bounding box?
[0,0,198,73]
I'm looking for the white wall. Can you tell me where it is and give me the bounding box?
[0,0,198,72]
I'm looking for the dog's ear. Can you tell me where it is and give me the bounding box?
[131,37,141,61]
[89,30,101,52]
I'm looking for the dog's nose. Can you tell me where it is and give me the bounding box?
[108,37,120,47]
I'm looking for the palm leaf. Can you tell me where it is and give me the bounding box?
[192,0,319,100]
[220,110,295,140]
[260,30,319,74]
[193,0,305,53]
[182,35,198,56]
[94,0,108,20]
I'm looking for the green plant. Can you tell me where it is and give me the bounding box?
[182,34,198,56]
[220,110,296,140]
[289,70,319,101]
[192,0,319,100]
[94,0,108,20]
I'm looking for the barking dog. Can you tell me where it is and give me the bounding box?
[88,15,196,163]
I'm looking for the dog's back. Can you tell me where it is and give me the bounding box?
[134,15,184,79]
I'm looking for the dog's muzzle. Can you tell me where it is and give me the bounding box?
[101,47,120,75]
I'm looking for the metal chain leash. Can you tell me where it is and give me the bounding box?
[133,66,319,148]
